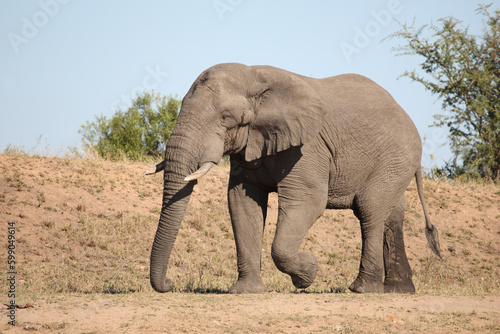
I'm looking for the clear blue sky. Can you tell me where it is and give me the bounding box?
[0,0,491,168]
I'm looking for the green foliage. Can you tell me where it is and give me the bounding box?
[80,92,181,160]
[387,4,500,181]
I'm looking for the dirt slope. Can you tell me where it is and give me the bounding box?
[1,154,499,333]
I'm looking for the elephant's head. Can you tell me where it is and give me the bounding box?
[149,63,326,292]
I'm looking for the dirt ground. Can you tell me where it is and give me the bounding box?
[2,293,499,333]
[1,154,499,333]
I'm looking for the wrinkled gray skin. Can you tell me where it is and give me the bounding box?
[148,63,441,294]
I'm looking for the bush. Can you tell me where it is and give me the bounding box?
[387,4,500,181]
[80,92,181,160]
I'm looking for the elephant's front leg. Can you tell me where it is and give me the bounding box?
[227,176,269,294]
[271,195,326,290]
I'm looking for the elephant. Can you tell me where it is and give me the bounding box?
[146,63,441,294]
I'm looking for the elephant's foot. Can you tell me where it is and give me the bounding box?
[291,254,318,289]
[291,273,315,289]
[228,277,267,294]
[349,276,384,294]
[274,252,318,290]
[384,279,415,294]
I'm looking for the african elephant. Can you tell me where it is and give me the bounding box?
[146,63,441,294]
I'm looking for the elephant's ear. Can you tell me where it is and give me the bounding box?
[244,66,327,162]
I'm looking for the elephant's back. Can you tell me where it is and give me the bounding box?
[316,74,422,192]
[317,73,421,150]
[319,73,404,114]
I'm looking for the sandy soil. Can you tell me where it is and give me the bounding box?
[1,154,499,333]
[3,294,499,333]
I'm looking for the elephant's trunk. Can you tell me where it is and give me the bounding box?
[149,115,224,292]
[149,135,196,293]
[150,179,193,292]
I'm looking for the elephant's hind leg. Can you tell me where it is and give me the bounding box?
[349,191,392,293]
[383,196,415,293]
[348,216,385,294]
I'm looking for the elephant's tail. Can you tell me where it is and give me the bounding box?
[415,167,442,259]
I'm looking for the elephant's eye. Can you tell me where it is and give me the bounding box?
[258,89,272,107]
[221,112,236,128]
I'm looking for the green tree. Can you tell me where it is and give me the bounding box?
[387,4,500,181]
[80,92,181,160]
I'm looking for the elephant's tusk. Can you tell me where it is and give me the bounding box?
[144,160,167,175]
[184,162,215,182]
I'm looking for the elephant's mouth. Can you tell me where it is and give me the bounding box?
[224,125,249,156]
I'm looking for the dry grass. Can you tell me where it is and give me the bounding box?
[0,151,499,301]
[1,151,500,333]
